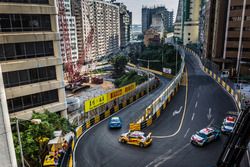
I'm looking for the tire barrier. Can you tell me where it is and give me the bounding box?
[183,47,242,110]
[129,46,186,131]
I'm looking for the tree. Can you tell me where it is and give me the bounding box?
[111,54,128,77]
[12,110,72,166]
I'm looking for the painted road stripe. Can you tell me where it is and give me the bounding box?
[184,128,190,138]
[191,113,195,121]
[145,143,190,167]
[152,68,189,139]
[208,118,215,127]
[195,101,198,108]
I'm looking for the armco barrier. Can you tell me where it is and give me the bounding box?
[129,46,186,130]
[67,67,161,167]
[184,47,241,110]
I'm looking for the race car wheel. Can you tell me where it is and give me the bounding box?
[139,143,144,148]
[121,139,126,143]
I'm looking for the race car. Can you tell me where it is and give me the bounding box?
[191,127,220,146]
[109,117,122,129]
[119,131,152,147]
[221,116,237,134]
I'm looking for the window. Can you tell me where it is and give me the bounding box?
[0,14,51,32]
[3,66,56,88]
[0,0,49,4]
[0,41,53,61]
[8,89,59,113]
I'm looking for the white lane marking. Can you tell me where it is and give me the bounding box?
[195,101,198,108]
[172,106,183,116]
[145,143,190,167]
[208,118,215,127]
[191,113,195,121]
[72,92,148,167]
[152,69,189,138]
[184,128,190,138]
[207,108,212,120]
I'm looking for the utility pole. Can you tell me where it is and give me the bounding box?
[137,58,160,95]
[16,119,25,167]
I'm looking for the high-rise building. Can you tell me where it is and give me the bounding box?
[174,0,201,45]
[202,0,216,60]
[73,0,120,62]
[203,0,250,77]
[114,2,132,48]
[59,0,78,64]
[0,0,67,119]
[142,6,174,33]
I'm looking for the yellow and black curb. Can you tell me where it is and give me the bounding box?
[129,81,182,131]
[68,79,160,167]
[184,47,241,109]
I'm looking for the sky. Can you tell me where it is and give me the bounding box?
[116,0,179,24]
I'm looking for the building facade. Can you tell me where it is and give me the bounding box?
[174,0,201,45]
[144,28,161,47]
[59,0,78,64]
[142,6,174,33]
[203,0,250,77]
[0,0,67,119]
[73,0,120,62]
[114,2,132,48]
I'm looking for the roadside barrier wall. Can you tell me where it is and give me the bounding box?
[66,66,160,167]
[129,46,186,131]
[184,47,241,110]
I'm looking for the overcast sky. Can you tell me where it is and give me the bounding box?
[115,0,179,24]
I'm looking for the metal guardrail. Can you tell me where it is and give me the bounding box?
[129,46,186,130]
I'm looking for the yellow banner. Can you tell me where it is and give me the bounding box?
[107,82,136,101]
[84,82,136,112]
[84,94,107,112]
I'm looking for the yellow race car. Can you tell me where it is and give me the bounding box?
[118,131,152,147]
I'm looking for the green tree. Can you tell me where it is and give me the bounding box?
[111,54,128,77]
[12,111,72,166]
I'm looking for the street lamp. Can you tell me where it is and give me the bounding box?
[137,58,160,95]
[15,118,42,167]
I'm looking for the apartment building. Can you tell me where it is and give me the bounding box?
[114,2,132,48]
[142,6,174,33]
[73,0,120,62]
[59,0,78,64]
[0,0,67,119]
[203,0,250,77]
[174,0,201,45]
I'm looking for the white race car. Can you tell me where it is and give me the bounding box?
[221,116,237,134]
[191,127,221,146]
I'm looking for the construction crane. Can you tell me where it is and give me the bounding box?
[58,0,95,92]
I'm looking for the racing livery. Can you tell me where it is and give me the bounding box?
[221,116,237,134]
[109,117,122,129]
[119,131,152,147]
[191,127,220,146]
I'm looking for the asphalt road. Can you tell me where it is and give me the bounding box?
[74,52,239,167]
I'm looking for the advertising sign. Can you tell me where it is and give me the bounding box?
[84,94,108,112]
[107,82,136,101]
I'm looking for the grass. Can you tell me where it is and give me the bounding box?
[114,71,147,88]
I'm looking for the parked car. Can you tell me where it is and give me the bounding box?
[191,127,220,146]
[119,131,152,147]
[109,117,122,129]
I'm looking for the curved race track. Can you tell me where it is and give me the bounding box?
[74,52,238,167]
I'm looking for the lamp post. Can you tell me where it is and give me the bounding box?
[15,118,42,167]
[137,58,160,95]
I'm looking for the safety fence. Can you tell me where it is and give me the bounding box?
[184,47,241,110]
[66,67,161,167]
[129,47,186,131]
